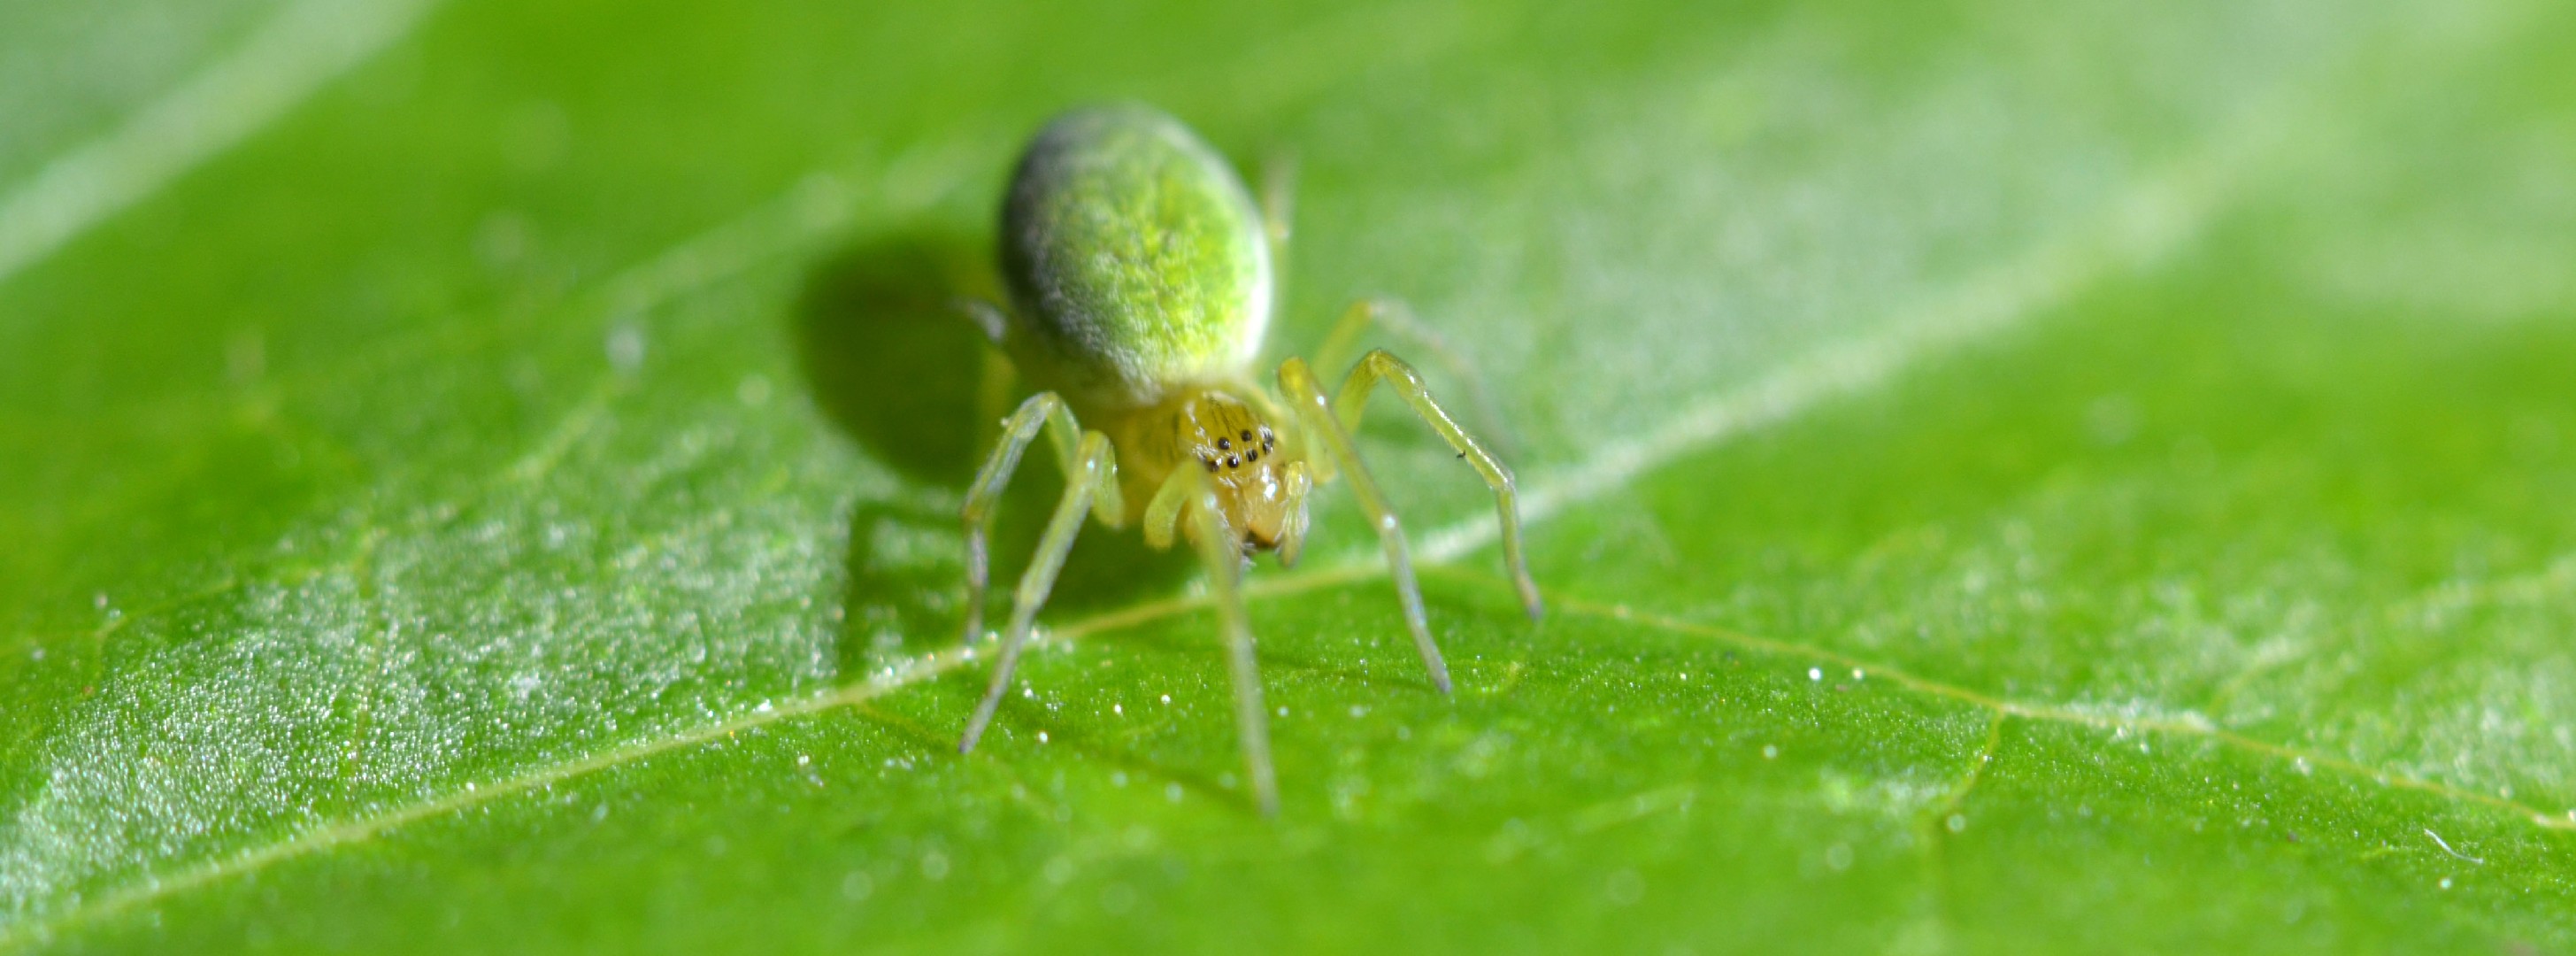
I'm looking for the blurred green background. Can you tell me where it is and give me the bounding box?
[4,0,2574,952]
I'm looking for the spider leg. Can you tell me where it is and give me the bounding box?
[1273,460,1314,568]
[1258,150,1297,260]
[1278,357,1450,693]
[950,298,1026,450]
[1311,298,1521,459]
[958,428,1121,753]
[1147,454,1314,567]
[958,393,1123,647]
[961,392,1066,646]
[1184,470,1279,815]
[955,297,1010,344]
[1142,465,1195,551]
[1334,349,1544,620]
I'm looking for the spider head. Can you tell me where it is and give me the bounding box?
[1173,389,1308,559]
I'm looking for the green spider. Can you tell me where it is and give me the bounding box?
[953,104,1542,814]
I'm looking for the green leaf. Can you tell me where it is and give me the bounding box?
[4,0,2573,951]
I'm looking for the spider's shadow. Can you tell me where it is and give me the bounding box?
[792,226,1189,682]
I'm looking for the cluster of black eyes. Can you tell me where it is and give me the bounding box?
[1201,428,1277,473]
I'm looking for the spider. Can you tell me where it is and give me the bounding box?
[952,104,1542,813]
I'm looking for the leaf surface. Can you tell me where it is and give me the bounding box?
[3,0,2573,951]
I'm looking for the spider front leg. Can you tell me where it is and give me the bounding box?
[1310,300,1519,459]
[1278,357,1451,694]
[1333,348,1544,620]
[1143,457,1314,567]
[957,393,1125,754]
[1147,466,1283,815]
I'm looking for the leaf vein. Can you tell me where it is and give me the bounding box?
[0,565,1373,946]
[1553,596,2576,836]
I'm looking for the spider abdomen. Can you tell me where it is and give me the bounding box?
[997,105,1273,409]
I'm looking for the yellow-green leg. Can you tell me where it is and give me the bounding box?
[1312,299,1519,458]
[1142,465,1196,551]
[1272,461,1315,567]
[961,392,1070,647]
[1334,349,1545,620]
[958,392,1125,648]
[958,426,1122,754]
[1278,357,1451,694]
[1143,457,1314,568]
[1258,150,1296,267]
[1182,471,1280,815]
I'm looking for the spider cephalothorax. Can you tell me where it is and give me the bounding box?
[1113,388,1306,555]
